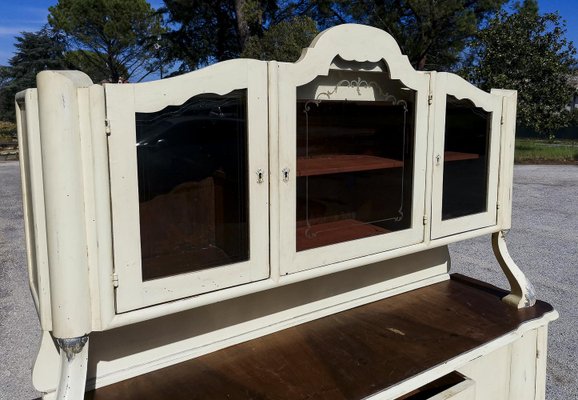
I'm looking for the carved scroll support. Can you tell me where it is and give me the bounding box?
[492,231,537,308]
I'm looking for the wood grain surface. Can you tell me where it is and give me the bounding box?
[86,275,552,400]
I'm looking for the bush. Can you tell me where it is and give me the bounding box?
[0,121,17,141]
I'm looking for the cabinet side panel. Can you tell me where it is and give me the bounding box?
[16,89,53,330]
[508,329,537,399]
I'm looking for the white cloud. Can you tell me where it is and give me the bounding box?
[0,27,37,37]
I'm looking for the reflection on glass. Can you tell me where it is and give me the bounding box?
[442,95,490,220]
[136,90,249,281]
[296,72,415,252]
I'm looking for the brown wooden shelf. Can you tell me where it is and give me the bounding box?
[296,218,389,251]
[85,275,553,400]
[444,151,480,162]
[296,154,403,177]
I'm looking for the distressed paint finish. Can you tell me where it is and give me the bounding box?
[36,71,94,339]
[55,336,89,400]
[13,24,555,400]
[275,24,430,275]
[492,230,537,308]
[430,72,503,239]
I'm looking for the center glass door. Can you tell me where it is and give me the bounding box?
[277,62,429,275]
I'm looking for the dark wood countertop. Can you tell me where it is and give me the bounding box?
[86,275,553,400]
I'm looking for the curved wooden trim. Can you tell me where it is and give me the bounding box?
[440,72,498,112]
[290,24,425,89]
[129,59,261,113]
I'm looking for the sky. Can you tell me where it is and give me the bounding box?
[0,0,577,69]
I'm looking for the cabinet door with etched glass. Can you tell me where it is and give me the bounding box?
[277,59,429,275]
[431,73,503,239]
[107,60,269,312]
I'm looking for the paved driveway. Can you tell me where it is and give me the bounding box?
[1,162,576,399]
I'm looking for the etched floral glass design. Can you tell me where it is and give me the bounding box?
[296,69,416,251]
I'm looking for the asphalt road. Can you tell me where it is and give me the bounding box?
[0,161,576,399]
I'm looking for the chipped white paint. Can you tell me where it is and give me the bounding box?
[492,231,537,308]
[54,336,89,400]
[14,24,554,400]
[35,70,93,339]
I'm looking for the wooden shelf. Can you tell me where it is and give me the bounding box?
[444,151,480,162]
[85,276,553,400]
[296,218,388,251]
[296,154,403,177]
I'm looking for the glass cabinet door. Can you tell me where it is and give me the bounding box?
[431,73,503,239]
[136,91,249,281]
[277,62,429,275]
[106,60,269,312]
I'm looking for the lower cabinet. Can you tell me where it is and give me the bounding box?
[388,327,548,400]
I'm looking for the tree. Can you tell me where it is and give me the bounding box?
[160,0,323,72]
[463,0,577,138]
[64,50,128,83]
[0,29,68,122]
[48,0,165,82]
[341,0,507,70]
[241,15,318,62]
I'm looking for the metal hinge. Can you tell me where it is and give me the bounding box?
[105,119,111,136]
[496,201,500,210]
[428,94,433,105]
[423,215,428,225]
[112,273,119,288]
[500,115,504,126]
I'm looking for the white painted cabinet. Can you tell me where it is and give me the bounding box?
[17,24,517,321]
[16,24,549,400]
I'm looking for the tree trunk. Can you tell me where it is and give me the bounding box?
[234,0,250,50]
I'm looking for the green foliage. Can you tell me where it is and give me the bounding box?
[241,16,318,62]
[48,0,165,82]
[463,1,577,138]
[0,29,68,122]
[0,121,17,140]
[160,0,334,72]
[161,0,280,72]
[340,0,507,70]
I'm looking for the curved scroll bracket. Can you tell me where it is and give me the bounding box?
[492,231,537,308]
[55,335,89,400]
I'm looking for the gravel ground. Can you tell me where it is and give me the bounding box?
[0,161,576,399]
[0,162,41,400]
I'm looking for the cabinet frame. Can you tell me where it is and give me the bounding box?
[106,59,270,312]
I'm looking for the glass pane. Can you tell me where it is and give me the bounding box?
[136,90,249,281]
[442,95,490,220]
[296,70,415,252]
